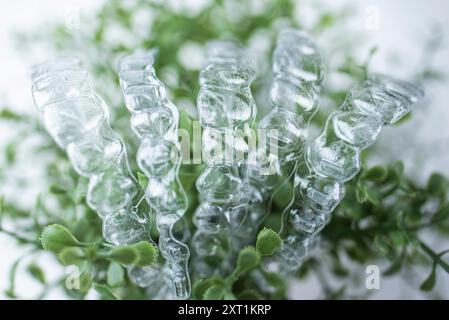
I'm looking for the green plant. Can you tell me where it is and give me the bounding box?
[0,0,447,299]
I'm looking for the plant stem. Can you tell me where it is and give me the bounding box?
[419,240,449,273]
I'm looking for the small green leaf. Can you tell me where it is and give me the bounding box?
[433,203,449,222]
[203,284,225,300]
[192,279,209,300]
[261,271,286,298]
[79,272,92,294]
[192,277,224,300]
[365,186,381,206]
[0,197,4,227]
[26,263,46,284]
[420,264,437,291]
[192,278,216,300]
[236,289,263,300]
[427,173,447,197]
[0,109,24,121]
[374,235,389,256]
[388,231,405,247]
[403,230,420,248]
[316,13,335,29]
[132,241,158,267]
[58,247,85,266]
[256,228,282,256]
[94,283,119,300]
[355,182,367,203]
[48,184,67,195]
[41,224,79,253]
[390,161,404,180]
[362,166,388,182]
[272,180,293,208]
[137,172,149,189]
[107,263,125,287]
[355,182,381,205]
[384,249,405,276]
[108,245,139,265]
[235,247,261,275]
[5,142,16,164]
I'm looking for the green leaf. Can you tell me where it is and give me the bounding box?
[433,203,449,222]
[58,247,85,266]
[387,231,405,247]
[384,249,405,276]
[0,109,25,121]
[374,235,389,256]
[390,161,404,180]
[236,289,263,300]
[94,283,119,300]
[41,224,79,253]
[5,142,16,164]
[48,184,67,195]
[272,180,293,208]
[420,263,437,291]
[355,183,381,205]
[262,271,286,298]
[79,272,92,294]
[107,263,125,287]
[108,245,139,265]
[203,284,225,300]
[192,277,224,300]
[26,263,46,284]
[137,172,149,189]
[235,247,261,276]
[362,166,388,182]
[395,112,412,125]
[355,182,367,203]
[192,279,209,300]
[402,230,420,248]
[132,241,159,267]
[365,186,381,206]
[316,13,335,29]
[427,173,447,197]
[256,228,282,256]
[0,196,4,227]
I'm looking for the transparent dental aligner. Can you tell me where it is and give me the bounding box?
[241,29,324,246]
[278,74,425,269]
[247,29,324,189]
[193,41,257,276]
[119,51,190,299]
[30,58,162,291]
[31,58,150,246]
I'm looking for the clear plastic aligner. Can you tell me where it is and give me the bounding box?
[193,41,257,276]
[242,29,324,246]
[30,58,161,290]
[119,51,190,299]
[278,75,425,269]
[247,29,324,193]
[31,58,150,246]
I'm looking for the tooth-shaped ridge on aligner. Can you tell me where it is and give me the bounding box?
[30,58,149,250]
[119,50,191,299]
[280,75,424,269]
